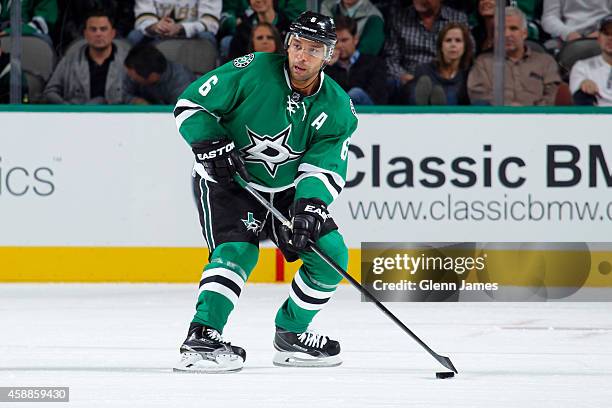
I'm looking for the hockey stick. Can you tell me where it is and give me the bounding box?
[234,175,458,374]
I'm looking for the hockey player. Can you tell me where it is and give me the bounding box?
[173,11,358,373]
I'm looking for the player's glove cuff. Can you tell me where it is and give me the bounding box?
[280,198,337,251]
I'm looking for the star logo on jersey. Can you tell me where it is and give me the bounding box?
[242,124,304,177]
[241,212,262,234]
[233,53,254,68]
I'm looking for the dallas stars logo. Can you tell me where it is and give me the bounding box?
[233,53,254,68]
[241,212,262,233]
[242,124,303,177]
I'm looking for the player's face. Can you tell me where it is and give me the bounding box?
[252,25,276,53]
[441,28,465,65]
[84,16,115,51]
[598,25,612,57]
[287,36,326,83]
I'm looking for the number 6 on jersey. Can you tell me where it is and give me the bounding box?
[341,137,351,160]
[199,75,219,97]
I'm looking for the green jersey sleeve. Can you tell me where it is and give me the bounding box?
[173,54,254,146]
[294,98,358,205]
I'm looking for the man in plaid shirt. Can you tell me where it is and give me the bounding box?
[383,0,469,90]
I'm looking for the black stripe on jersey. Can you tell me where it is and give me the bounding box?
[291,280,329,305]
[323,173,342,194]
[199,276,242,297]
[173,105,200,118]
[31,19,44,33]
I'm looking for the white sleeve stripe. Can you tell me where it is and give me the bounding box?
[198,282,239,306]
[175,109,200,132]
[174,99,221,133]
[289,290,325,311]
[294,271,335,300]
[175,98,205,110]
[201,267,246,289]
[294,173,339,200]
[297,163,345,188]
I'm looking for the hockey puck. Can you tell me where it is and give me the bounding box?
[436,371,455,379]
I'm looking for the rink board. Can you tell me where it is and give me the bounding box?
[0,108,611,284]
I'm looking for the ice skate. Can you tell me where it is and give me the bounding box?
[174,323,246,373]
[273,326,342,367]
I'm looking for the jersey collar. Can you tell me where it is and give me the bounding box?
[283,64,325,99]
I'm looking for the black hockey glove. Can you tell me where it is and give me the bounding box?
[192,139,250,185]
[280,198,331,251]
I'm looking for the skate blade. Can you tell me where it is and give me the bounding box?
[273,351,342,368]
[173,353,243,374]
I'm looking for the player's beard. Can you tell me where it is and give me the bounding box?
[288,60,323,93]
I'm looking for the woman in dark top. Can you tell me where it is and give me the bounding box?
[411,22,474,105]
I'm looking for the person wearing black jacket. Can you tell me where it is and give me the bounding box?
[325,15,388,105]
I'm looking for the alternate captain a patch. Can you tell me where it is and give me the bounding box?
[233,54,255,68]
[242,124,304,177]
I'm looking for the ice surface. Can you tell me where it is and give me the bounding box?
[1,284,611,408]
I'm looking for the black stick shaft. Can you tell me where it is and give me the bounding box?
[237,177,458,373]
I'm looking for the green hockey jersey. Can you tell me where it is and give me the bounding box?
[174,52,358,205]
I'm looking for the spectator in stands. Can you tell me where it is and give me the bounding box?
[468,7,560,106]
[248,22,283,53]
[569,14,612,107]
[277,0,305,21]
[43,10,126,104]
[444,0,477,14]
[226,0,290,61]
[411,22,472,105]
[325,16,387,105]
[320,0,385,55]
[54,1,135,52]
[0,42,29,103]
[0,0,58,46]
[542,0,611,49]
[220,0,304,37]
[124,44,195,105]
[382,0,469,98]
[129,0,221,46]
[512,0,545,42]
[471,0,495,54]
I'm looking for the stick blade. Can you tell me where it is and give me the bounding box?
[435,353,458,374]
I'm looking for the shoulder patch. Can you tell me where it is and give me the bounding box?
[233,53,255,68]
[349,99,357,117]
